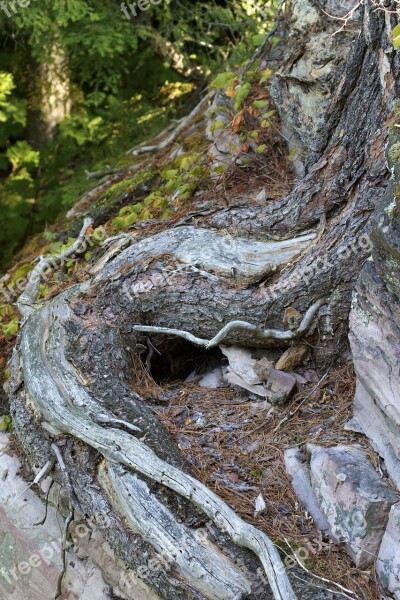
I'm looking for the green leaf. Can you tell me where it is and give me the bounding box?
[210,72,236,89]
[3,319,19,338]
[234,82,251,110]
[392,23,400,38]
[0,416,12,432]
[43,231,57,242]
[119,206,133,217]
[164,169,179,180]
[253,99,269,109]
[251,33,265,47]
[262,110,277,119]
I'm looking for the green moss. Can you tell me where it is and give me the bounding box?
[119,205,133,217]
[393,99,400,123]
[389,142,400,163]
[3,318,19,338]
[97,178,134,207]
[10,263,33,284]
[0,304,15,318]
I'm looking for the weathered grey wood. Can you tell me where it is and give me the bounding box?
[107,465,252,600]
[16,293,296,599]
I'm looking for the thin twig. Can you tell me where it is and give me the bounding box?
[272,370,330,434]
[34,479,55,526]
[8,459,55,507]
[283,537,357,600]
[126,93,213,156]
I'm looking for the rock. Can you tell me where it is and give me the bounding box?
[220,346,260,385]
[377,502,400,599]
[61,558,112,599]
[221,346,268,396]
[347,137,400,600]
[275,345,309,371]
[224,370,266,397]
[198,367,226,389]
[343,418,365,434]
[205,92,257,173]
[284,448,330,533]
[349,263,400,489]
[255,189,266,202]
[349,157,400,490]
[292,373,307,385]
[254,493,267,517]
[253,356,275,381]
[308,444,399,568]
[303,370,319,383]
[265,369,297,405]
[0,433,160,600]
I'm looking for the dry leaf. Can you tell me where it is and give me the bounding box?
[227,472,240,484]
[232,112,244,133]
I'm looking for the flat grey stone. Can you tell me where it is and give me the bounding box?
[308,444,399,568]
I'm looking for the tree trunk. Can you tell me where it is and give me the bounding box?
[10,1,399,599]
[26,41,71,149]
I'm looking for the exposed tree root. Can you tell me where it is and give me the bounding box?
[126,93,213,156]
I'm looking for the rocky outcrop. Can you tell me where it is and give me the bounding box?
[377,502,400,599]
[285,444,399,569]
[270,0,361,176]
[349,123,400,489]
[348,120,400,593]
[0,433,160,600]
[284,447,330,533]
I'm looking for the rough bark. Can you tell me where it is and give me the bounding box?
[10,1,400,599]
[26,41,71,149]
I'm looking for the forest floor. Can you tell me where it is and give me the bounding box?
[128,352,383,600]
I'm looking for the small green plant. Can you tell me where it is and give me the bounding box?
[392,24,400,49]
[0,415,13,432]
[3,319,19,338]
[390,142,400,163]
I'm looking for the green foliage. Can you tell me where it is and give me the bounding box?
[0,72,15,122]
[392,24,400,49]
[0,415,13,432]
[0,0,279,271]
[2,318,19,338]
[211,72,236,89]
